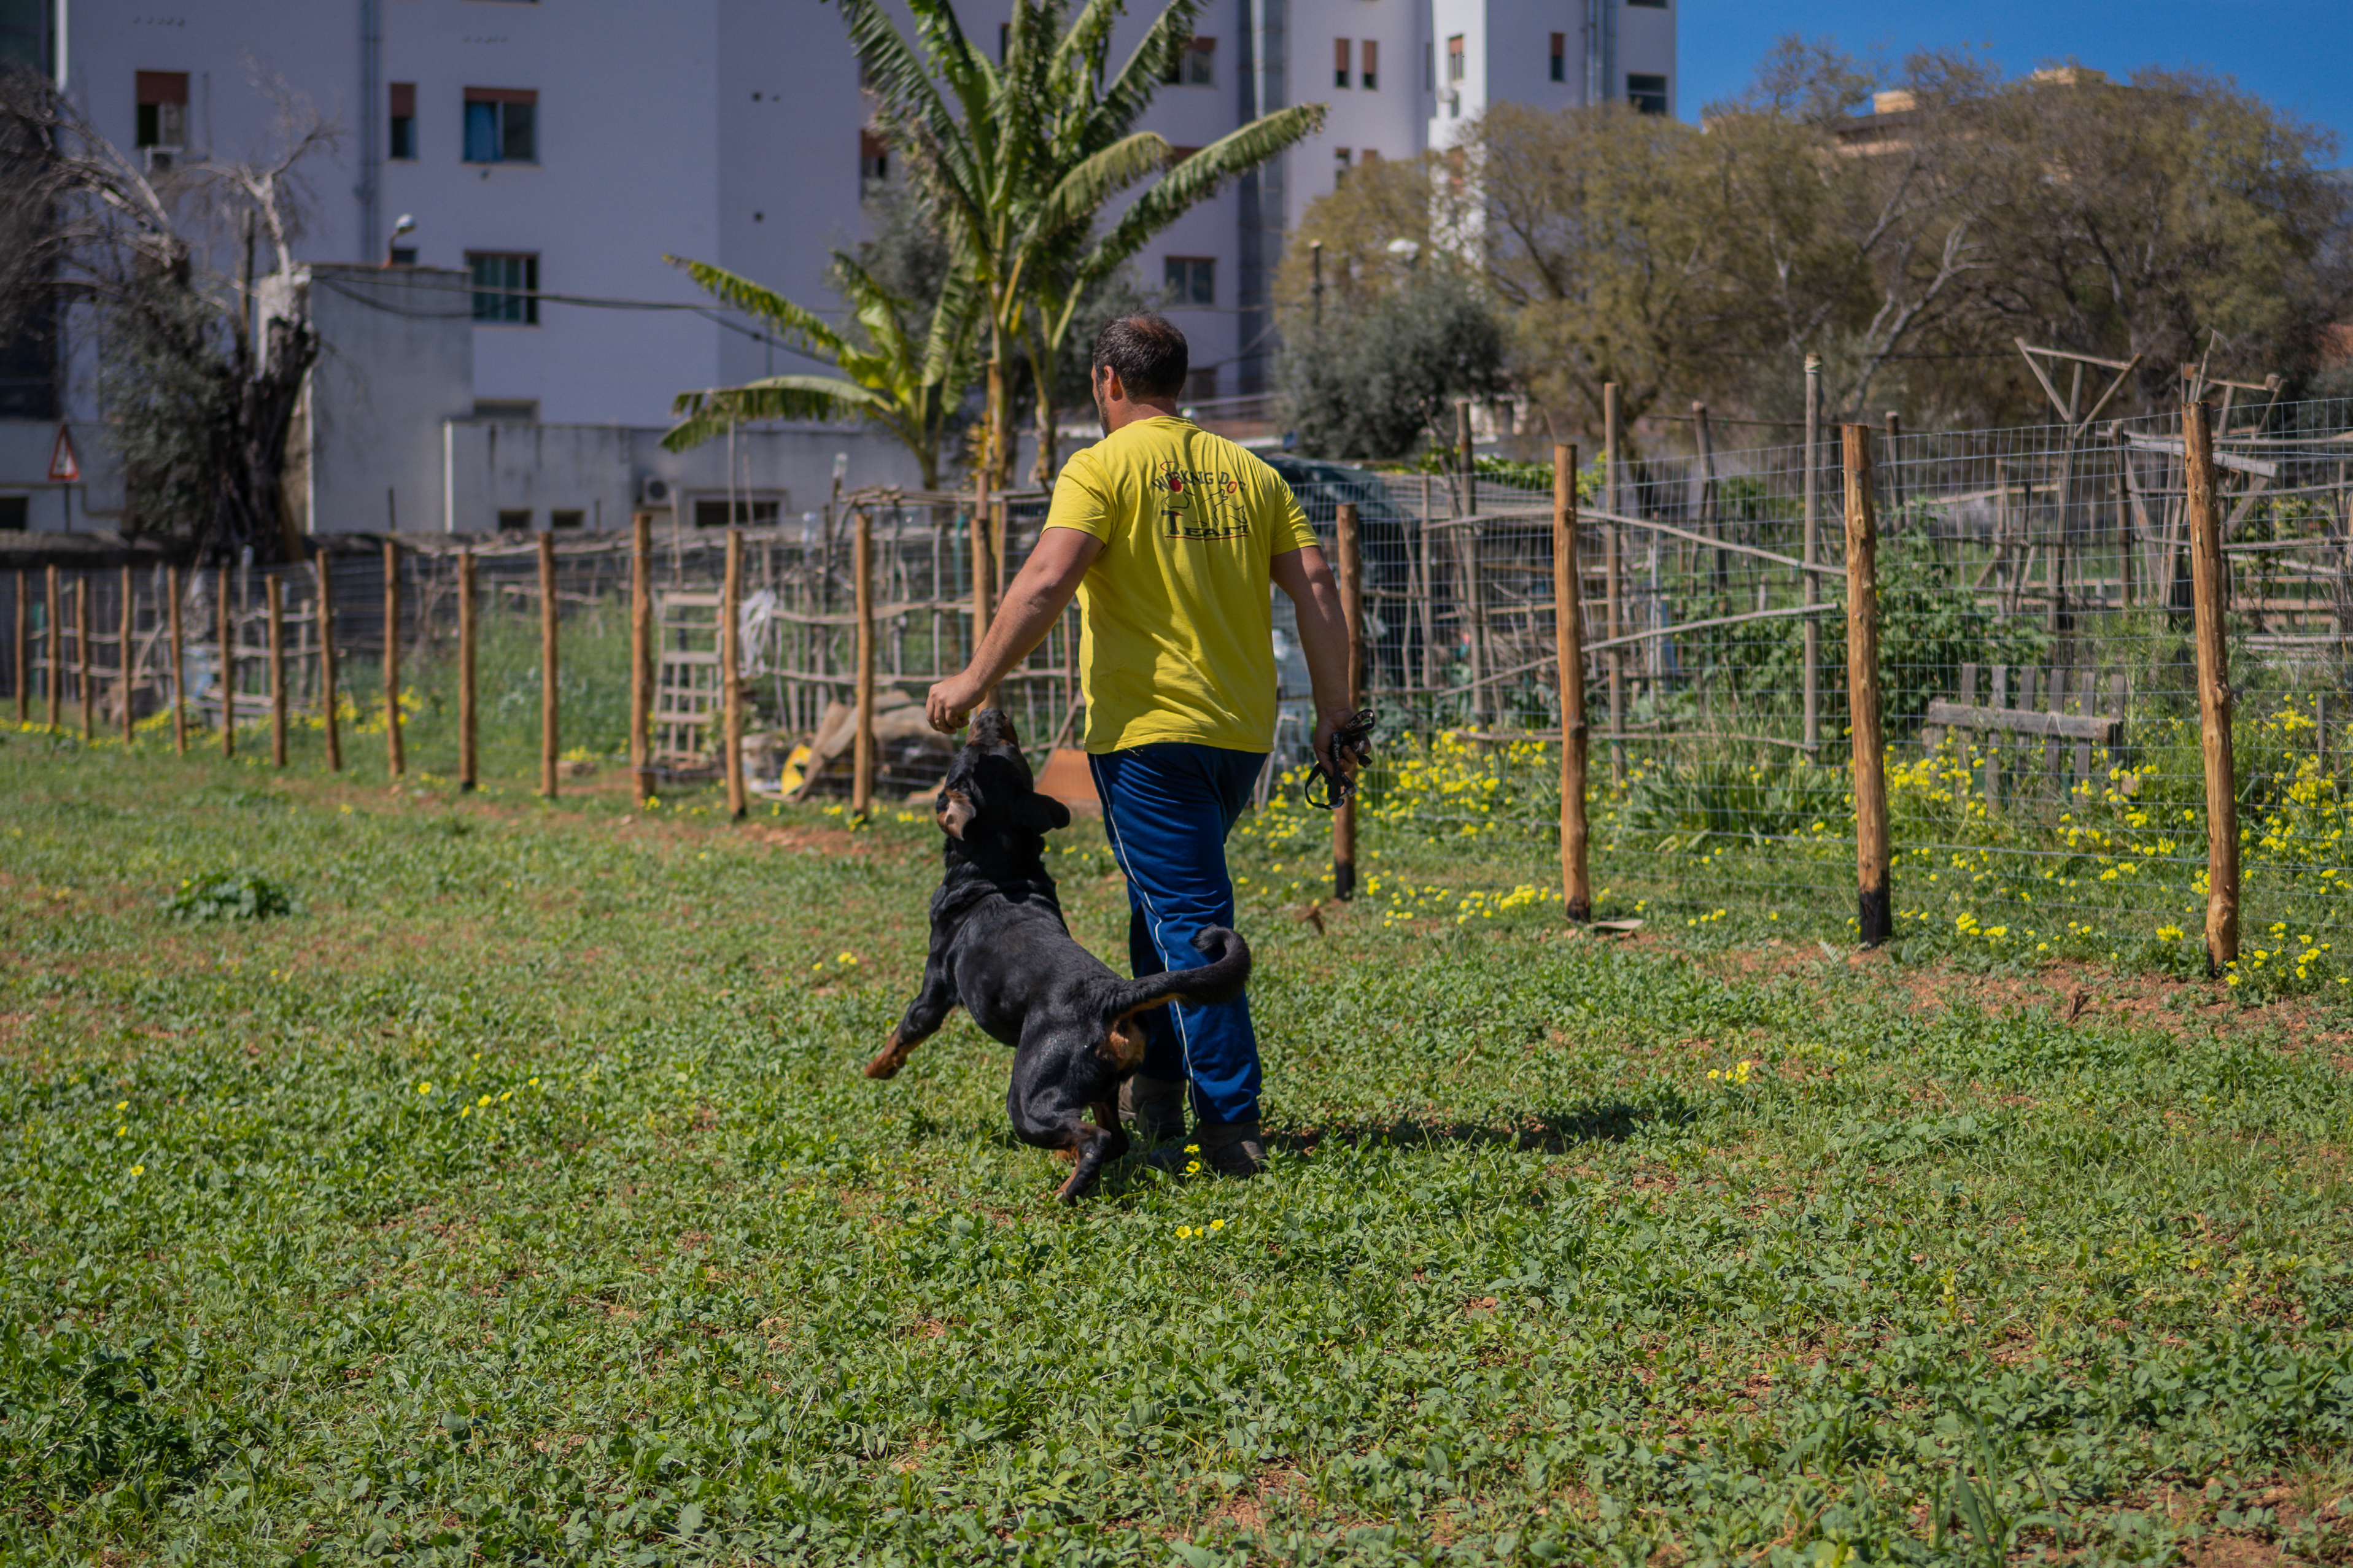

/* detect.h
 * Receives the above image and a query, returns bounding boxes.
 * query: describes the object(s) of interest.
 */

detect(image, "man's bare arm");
[1270,544,1357,779]
[926,526,1105,734]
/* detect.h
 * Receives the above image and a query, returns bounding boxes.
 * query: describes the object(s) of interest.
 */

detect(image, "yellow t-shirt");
[1046,416,1318,754]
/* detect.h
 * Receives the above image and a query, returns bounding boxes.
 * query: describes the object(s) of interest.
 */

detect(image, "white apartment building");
[0,0,1672,535]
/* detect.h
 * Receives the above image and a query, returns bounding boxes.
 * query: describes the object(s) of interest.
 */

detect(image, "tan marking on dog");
[936,789,976,840]
[1096,998,1173,1073]
[864,1029,913,1080]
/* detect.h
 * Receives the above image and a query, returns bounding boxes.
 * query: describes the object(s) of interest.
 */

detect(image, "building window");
[1360,39,1378,90]
[860,129,890,198]
[1162,36,1214,85]
[1548,34,1565,83]
[134,71,187,149]
[1626,0,1668,7]
[1627,73,1669,115]
[694,499,781,528]
[1333,37,1350,89]
[473,399,538,422]
[497,509,533,531]
[1423,41,1433,91]
[1445,34,1463,117]
[468,253,539,324]
[388,247,418,265]
[1163,256,1214,306]
[389,82,416,160]
[998,22,1009,63]
[549,509,586,530]
[1333,147,1351,187]
[463,88,537,164]
[1165,144,1201,168]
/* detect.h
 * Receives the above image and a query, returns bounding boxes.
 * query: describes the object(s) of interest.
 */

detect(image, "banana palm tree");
[659,250,980,493]
[842,0,1324,488]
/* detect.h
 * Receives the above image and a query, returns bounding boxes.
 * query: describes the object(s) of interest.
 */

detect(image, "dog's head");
[934,709,1071,844]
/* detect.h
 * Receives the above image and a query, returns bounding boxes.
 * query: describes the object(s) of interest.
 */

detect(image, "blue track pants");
[1088,744,1266,1127]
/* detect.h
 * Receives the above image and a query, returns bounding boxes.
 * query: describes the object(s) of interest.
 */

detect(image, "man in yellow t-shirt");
[926,314,1356,1176]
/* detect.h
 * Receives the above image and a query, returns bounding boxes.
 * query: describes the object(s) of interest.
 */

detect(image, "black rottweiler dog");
[864,710,1250,1201]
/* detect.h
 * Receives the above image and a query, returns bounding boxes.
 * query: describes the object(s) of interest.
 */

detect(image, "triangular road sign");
[46,424,79,484]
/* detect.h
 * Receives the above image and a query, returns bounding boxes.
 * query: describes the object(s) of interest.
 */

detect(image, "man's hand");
[927,671,988,735]
[1312,709,1359,786]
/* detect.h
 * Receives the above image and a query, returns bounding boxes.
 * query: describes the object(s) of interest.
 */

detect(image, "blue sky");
[1677,0,2353,158]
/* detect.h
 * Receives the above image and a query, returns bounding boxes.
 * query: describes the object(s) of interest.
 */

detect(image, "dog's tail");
[1110,927,1252,1017]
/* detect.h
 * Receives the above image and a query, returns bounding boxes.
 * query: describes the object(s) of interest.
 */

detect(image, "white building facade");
[0,0,1672,535]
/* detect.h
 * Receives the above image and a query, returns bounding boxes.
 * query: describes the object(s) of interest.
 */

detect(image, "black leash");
[1304,709,1378,810]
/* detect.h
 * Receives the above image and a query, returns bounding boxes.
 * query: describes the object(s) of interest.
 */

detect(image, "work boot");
[1118,1073,1187,1149]
[1150,1119,1265,1178]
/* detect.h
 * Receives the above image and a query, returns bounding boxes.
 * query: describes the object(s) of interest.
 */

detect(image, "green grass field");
[2,732,2351,1566]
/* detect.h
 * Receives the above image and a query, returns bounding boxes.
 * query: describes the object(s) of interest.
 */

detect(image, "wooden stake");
[969,480,992,697]
[457,549,477,790]
[630,511,653,803]
[267,573,287,767]
[166,567,185,754]
[1333,501,1363,900]
[1553,445,1590,922]
[1844,425,1891,949]
[76,577,93,742]
[2184,400,2239,975]
[118,566,134,744]
[217,568,235,756]
[538,530,559,798]
[382,541,404,777]
[45,565,61,728]
[11,568,24,724]
[1603,382,1624,784]
[723,526,748,819]
[314,553,338,771]
[1802,355,1822,752]
[853,507,877,819]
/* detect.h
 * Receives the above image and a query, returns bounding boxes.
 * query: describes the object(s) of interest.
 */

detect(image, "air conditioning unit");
[638,476,673,506]
[144,146,182,174]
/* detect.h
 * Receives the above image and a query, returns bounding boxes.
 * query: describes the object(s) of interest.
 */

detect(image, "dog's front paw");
[863,1032,911,1080]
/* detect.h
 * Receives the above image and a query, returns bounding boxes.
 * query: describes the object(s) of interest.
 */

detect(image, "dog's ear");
[1016,793,1071,835]
[936,786,978,840]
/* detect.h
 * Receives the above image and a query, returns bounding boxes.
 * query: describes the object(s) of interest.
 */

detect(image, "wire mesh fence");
[6,394,2349,981]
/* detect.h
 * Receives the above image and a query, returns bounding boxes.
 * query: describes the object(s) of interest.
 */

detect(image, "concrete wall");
[297,264,474,535]
[440,420,944,538]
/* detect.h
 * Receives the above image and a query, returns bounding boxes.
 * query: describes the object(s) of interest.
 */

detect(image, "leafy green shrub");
[163,870,297,922]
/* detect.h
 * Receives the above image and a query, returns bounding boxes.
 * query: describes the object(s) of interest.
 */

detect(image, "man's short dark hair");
[1091,314,1188,400]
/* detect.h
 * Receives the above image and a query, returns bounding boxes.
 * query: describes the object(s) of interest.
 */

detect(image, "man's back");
[1047,415,1316,754]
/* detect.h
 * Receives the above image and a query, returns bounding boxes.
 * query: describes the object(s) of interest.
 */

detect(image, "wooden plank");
[1924,700,2120,743]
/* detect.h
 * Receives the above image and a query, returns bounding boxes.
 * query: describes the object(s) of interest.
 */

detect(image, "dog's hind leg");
[866,945,958,1081]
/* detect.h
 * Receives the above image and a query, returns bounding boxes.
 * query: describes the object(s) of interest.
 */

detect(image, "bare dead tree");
[0,61,338,561]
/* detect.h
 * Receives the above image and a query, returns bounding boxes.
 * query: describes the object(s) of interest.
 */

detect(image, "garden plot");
[1,741,2349,1566]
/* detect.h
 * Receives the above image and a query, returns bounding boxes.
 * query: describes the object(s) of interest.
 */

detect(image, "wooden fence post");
[1333,501,1363,900]
[630,511,654,803]
[970,479,993,703]
[167,567,185,754]
[382,541,404,778]
[267,573,287,767]
[11,568,24,724]
[116,567,134,744]
[723,526,748,819]
[1803,356,1822,753]
[2184,399,2239,975]
[76,577,93,742]
[457,548,476,790]
[538,530,559,798]
[1553,445,1591,922]
[1844,425,1891,948]
[45,565,61,728]
[853,506,876,820]
[314,553,338,771]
